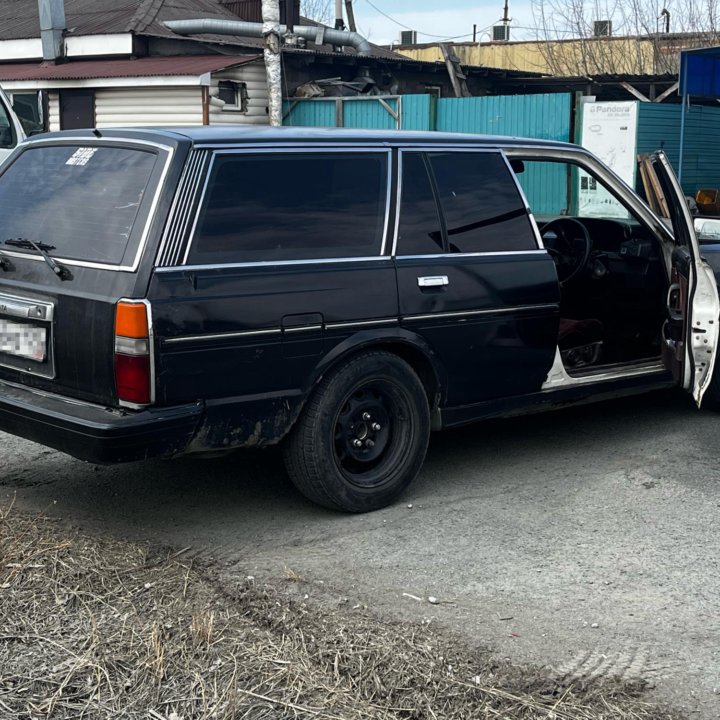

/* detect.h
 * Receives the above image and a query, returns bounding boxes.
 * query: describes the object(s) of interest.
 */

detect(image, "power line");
[363,0,496,40]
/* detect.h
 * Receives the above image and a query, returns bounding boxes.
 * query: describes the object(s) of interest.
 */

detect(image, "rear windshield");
[0,144,158,265]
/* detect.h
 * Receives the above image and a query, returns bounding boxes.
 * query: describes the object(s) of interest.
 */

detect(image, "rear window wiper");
[4,238,72,281]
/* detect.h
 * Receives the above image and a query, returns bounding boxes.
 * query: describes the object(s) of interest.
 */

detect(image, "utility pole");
[262,0,282,127]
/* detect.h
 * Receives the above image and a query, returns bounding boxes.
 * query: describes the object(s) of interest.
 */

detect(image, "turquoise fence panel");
[637,103,720,197]
[435,93,572,214]
[343,98,398,129]
[400,94,434,130]
[283,99,336,127]
[435,93,571,141]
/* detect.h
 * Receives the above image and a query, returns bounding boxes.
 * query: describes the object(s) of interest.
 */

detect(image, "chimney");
[38,0,66,62]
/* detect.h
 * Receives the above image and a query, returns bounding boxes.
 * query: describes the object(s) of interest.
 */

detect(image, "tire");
[283,351,431,512]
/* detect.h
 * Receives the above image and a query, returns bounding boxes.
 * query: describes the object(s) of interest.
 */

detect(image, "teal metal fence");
[283,92,572,141]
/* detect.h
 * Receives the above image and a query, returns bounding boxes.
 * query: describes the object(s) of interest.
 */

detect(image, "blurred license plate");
[0,319,46,361]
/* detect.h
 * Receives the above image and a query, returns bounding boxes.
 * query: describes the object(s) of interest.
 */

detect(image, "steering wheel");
[540,218,592,285]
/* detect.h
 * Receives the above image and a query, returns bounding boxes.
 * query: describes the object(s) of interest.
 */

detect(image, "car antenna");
[93,128,102,138]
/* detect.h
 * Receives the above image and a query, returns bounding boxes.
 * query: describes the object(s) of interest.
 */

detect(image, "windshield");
[0,144,157,265]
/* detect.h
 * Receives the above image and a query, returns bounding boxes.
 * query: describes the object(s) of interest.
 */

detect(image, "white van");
[0,87,25,164]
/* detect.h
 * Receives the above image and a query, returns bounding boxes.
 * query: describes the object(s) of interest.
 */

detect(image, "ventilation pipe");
[164,18,373,56]
[37,0,66,63]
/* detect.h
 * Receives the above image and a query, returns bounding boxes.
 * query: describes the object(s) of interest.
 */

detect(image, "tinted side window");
[188,152,388,264]
[396,153,444,255]
[428,152,536,253]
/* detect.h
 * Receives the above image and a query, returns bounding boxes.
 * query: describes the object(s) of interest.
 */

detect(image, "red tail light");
[114,300,152,407]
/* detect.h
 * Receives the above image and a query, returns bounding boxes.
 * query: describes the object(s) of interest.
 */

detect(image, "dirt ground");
[2,389,719,718]
[1,506,679,719]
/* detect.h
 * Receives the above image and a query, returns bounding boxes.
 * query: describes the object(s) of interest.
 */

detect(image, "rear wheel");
[283,351,431,512]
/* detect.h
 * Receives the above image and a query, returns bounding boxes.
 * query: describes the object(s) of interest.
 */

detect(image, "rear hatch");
[0,136,175,407]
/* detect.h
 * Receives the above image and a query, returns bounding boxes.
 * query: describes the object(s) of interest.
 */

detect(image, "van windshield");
[0,144,158,266]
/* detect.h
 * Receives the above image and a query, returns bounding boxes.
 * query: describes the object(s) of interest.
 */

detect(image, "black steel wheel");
[283,351,431,512]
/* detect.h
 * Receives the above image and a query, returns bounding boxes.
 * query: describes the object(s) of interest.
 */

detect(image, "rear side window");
[187,152,388,264]
[427,152,535,253]
[0,144,158,265]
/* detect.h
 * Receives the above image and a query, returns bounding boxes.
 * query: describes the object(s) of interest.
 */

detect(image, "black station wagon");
[0,127,717,512]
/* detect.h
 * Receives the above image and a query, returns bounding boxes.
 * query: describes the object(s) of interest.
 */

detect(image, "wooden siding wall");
[209,61,268,125]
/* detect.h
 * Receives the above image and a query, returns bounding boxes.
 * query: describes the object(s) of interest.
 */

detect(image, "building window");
[424,85,442,98]
[217,81,249,112]
[11,92,46,134]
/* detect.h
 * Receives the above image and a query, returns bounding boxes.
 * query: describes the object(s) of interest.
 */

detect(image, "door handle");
[417,275,449,288]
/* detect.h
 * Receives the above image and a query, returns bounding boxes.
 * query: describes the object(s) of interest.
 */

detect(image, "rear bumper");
[0,379,203,463]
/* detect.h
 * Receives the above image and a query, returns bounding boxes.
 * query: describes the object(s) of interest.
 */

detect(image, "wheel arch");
[301,329,445,428]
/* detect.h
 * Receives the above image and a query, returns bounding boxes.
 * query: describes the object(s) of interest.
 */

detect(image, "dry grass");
[0,501,680,720]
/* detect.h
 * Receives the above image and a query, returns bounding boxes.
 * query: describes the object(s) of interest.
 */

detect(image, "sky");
[348,0,536,46]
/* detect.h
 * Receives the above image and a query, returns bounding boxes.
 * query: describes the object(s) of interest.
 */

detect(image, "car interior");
[512,158,670,375]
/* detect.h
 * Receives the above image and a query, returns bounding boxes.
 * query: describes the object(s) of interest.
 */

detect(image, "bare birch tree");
[301,0,334,24]
[530,0,720,75]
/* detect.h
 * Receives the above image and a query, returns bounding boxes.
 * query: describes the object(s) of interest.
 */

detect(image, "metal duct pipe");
[164,18,372,56]
[37,0,66,62]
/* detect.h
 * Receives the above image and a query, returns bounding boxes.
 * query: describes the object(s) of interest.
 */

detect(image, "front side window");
[427,152,536,253]
[188,152,388,264]
[0,144,158,265]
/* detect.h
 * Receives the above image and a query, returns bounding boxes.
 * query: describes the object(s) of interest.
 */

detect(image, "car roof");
[26,125,579,151]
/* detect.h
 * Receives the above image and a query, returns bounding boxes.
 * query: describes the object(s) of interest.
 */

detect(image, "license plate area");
[0,293,55,378]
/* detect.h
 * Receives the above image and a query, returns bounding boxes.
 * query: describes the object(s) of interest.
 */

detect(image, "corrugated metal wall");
[435,93,571,141]
[95,87,203,127]
[210,61,268,126]
[283,97,400,129]
[283,93,571,140]
[637,103,720,197]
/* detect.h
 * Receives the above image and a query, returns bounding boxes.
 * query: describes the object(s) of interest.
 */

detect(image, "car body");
[0,87,25,165]
[0,127,716,512]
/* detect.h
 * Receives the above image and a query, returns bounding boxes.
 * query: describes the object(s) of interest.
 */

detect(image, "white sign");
[579,101,638,217]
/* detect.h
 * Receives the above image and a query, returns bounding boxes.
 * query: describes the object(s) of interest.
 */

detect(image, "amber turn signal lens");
[115,301,149,339]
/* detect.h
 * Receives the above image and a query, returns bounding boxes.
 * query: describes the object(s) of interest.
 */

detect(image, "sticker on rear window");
[66,147,97,166]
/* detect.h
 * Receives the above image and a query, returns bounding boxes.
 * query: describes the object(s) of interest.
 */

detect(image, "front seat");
[558,318,603,369]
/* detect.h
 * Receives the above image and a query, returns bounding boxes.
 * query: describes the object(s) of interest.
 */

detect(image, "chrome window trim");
[393,147,536,258]
[402,303,558,323]
[2,136,175,273]
[501,146,675,246]
[181,147,392,266]
[500,151,545,250]
[154,255,393,273]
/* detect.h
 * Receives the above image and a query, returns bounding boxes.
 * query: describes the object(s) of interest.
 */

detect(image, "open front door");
[649,151,719,405]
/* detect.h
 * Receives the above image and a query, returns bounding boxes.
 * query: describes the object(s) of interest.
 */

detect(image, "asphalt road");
[2,388,719,717]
